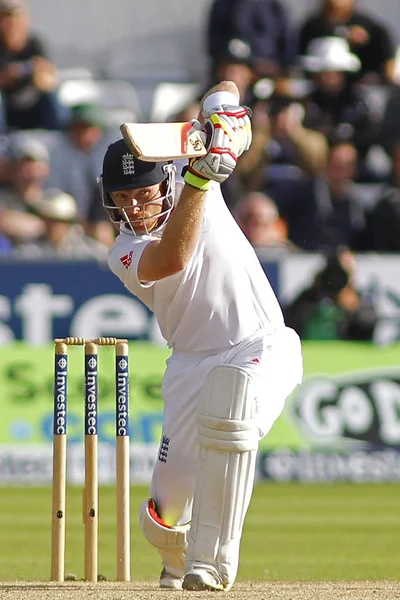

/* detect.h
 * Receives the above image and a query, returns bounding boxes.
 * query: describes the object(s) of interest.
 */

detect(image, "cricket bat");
[120,122,207,162]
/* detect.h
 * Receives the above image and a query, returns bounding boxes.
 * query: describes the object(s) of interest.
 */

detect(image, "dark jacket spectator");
[362,142,400,252]
[299,0,396,84]
[380,83,400,157]
[0,0,67,130]
[271,141,368,252]
[207,0,297,81]
[237,94,328,195]
[363,187,400,252]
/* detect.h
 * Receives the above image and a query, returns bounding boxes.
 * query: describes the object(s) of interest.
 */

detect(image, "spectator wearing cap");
[12,187,109,259]
[299,0,396,84]
[0,135,50,244]
[0,0,67,130]
[45,103,116,247]
[300,37,378,162]
[206,0,298,101]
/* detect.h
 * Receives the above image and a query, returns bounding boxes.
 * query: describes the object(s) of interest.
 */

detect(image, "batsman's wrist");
[183,170,212,190]
[203,91,239,111]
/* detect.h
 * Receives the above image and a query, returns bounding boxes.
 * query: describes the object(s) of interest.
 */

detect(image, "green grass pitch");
[0,483,399,582]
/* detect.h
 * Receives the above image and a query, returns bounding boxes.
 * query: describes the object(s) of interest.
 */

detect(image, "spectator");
[300,37,378,160]
[207,0,297,97]
[380,83,400,157]
[237,93,328,198]
[45,103,116,246]
[0,135,49,244]
[233,191,297,252]
[284,247,377,341]
[0,231,12,253]
[0,205,43,241]
[299,0,396,84]
[362,141,400,252]
[0,0,67,131]
[272,140,368,251]
[13,188,109,260]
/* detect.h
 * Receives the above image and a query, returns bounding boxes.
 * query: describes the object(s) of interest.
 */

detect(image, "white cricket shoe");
[160,567,184,590]
[182,567,224,591]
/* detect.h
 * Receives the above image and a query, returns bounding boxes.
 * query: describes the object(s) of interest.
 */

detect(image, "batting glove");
[183,105,252,190]
[205,104,252,158]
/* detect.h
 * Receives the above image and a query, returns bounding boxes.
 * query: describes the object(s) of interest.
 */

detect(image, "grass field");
[0,483,399,583]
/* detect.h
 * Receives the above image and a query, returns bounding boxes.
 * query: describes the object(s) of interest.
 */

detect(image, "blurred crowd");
[197,0,400,256]
[0,0,399,341]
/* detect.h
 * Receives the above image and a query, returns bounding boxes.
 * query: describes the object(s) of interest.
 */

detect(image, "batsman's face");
[111,183,163,233]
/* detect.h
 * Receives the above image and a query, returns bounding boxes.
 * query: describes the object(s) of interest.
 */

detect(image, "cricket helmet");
[99,138,176,235]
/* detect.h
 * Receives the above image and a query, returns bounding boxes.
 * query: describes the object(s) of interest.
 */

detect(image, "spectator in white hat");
[301,36,361,74]
[300,36,378,164]
[13,188,109,259]
[298,0,396,84]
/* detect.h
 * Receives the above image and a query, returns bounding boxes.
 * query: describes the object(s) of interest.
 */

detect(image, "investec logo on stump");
[54,356,67,435]
[117,357,129,436]
[85,356,98,435]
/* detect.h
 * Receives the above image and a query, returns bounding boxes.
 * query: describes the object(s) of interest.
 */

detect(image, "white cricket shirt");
[108,174,284,353]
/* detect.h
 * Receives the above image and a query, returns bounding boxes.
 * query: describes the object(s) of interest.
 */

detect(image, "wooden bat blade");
[120,122,207,162]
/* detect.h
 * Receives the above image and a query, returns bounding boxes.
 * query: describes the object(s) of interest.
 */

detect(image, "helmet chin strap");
[120,210,163,236]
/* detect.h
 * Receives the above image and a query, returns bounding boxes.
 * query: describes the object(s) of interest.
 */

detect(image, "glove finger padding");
[204,104,252,157]
[186,104,252,185]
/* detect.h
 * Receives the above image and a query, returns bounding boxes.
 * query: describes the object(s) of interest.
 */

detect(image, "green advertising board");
[1,341,400,452]
[0,342,168,446]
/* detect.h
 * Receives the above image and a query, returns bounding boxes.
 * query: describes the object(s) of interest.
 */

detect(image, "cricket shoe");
[182,567,225,591]
[159,567,184,590]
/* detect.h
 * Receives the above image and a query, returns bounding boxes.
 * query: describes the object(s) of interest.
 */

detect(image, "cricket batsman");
[99,80,303,591]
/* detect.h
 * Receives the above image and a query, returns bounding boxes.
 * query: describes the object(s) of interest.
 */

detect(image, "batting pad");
[186,365,259,587]
[140,498,189,578]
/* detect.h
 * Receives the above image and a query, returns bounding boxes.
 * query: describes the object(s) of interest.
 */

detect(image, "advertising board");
[1,254,399,345]
[1,341,399,483]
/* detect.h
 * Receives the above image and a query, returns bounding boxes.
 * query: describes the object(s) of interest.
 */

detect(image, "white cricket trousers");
[150,326,303,527]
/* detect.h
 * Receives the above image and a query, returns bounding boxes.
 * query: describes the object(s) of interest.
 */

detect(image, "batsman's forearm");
[158,183,207,270]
